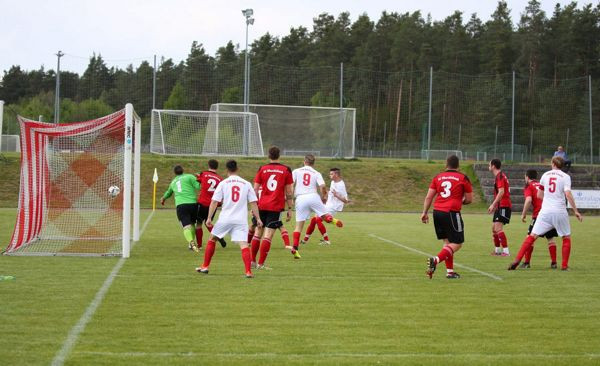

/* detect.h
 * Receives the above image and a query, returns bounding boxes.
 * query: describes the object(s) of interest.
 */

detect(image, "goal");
[421,149,463,161]
[150,109,264,156]
[4,104,141,257]
[211,103,356,158]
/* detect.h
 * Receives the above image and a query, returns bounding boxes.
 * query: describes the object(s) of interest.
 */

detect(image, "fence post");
[339,62,344,158]
[427,66,433,160]
[494,125,498,157]
[511,71,515,161]
[589,75,593,165]
[566,128,570,153]
[152,55,157,110]
[54,50,64,123]
[458,123,462,151]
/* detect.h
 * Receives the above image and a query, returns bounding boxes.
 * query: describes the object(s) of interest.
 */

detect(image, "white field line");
[76,351,600,359]
[369,234,503,281]
[51,211,155,366]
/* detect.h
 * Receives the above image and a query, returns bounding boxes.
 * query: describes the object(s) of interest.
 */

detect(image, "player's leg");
[560,235,571,270]
[250,217,263,265]
[257,226,277,268]
[178,204,198,251]
[206,208,227,248]
[292,221,305,258]
[497,208,511,255]
[547,236,558,269]
[292,196,311,258]
[195,204,207,249]
[509,214,550,269]
[302,216,318,243]
[491,216,502,255]
[315,216,330,244]
[428,211,464,279]
[552,213,572,270]
[279,226,291,249]
[232,225,253,278]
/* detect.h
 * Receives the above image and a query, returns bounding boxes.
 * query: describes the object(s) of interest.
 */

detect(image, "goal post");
[150,109,264,157]
[211,103,356,158]
[4,104,141,257]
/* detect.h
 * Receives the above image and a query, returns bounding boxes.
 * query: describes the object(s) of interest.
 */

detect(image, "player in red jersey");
[421,155,473,279]
[247,186,292,249]
[195,159,226,249]
[520,169,557,268]
[488,159,512,256]
[250,146,294,269]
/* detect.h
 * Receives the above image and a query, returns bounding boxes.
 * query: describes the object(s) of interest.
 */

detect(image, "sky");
[0,0,584,75]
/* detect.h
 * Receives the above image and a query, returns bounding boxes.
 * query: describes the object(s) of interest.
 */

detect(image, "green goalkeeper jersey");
[162,174,200,206]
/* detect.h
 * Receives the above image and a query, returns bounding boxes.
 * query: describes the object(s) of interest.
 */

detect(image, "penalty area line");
[369,234,503,281]
[51,211,156,366]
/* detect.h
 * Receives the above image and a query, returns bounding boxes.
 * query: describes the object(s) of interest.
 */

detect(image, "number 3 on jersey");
[440,181,452,198]
[231,186,240,202]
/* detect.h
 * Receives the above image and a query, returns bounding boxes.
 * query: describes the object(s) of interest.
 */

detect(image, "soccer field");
[1,208,599,365]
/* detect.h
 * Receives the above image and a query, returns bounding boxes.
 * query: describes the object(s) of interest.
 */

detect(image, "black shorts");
[528,218,558,239]
[433,210,465,244]
[196,203,216,224]
[493,207,511,224]
[176,203,198,227]
[252,210,283,229]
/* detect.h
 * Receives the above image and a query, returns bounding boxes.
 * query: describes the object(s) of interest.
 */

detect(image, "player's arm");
[521,196,532,222]
[488,187,504,213]
[421,188,437,224]
[463,192,473,205]
[161,186,173,205]
[332,188,349,204]
[319,184,327,203]
[285,183,294,221]
[564,190,583,222]
[253,182,261,197]
[249,201,263,227]
[206,199,219,227]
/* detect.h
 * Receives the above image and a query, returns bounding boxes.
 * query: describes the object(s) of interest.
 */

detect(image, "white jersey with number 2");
[539,169,571,214]
[292,166,325,197]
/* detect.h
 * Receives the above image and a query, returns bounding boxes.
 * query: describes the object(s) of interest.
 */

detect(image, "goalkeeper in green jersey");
[161,165,201,251]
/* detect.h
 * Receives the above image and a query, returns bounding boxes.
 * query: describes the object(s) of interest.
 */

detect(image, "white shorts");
[531,212,571,237]
[210,221,248,242]
[295,194,328,222]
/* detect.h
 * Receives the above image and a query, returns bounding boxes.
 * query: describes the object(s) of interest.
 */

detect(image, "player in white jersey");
[302,167,349,245]
[509,157,582,271]
[290,155,343,258]
[196,160,262,278]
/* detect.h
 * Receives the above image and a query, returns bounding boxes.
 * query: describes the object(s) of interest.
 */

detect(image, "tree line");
[1,1,599,156]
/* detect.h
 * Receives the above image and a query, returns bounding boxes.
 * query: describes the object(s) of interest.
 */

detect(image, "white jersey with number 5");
[539,169,571,214]
[292,166,325,197]
[211,176,257,224]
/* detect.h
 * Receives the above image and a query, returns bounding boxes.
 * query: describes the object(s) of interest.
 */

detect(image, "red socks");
[316,217,327,236]
[515,235,536,263]
[280,228,290,246]
[549,243,557,263]
[250,235,261,262]
[195,227,203,248]
[293,231,301,250]
[258,238,272,265]
[241,247,252,274]
[524,244,534,263]
[436,246,453,264]
[498,231,508,248]
[202,240,216,268]
[493,233,500,248]
[562,237,571,269]
[247,228,255,243]
[322,214,333,223]
[305,217,317,239]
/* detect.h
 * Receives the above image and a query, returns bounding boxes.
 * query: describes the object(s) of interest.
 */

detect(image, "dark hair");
[174,165,184,175]
[226,160,238,172]
[552,156,564,169]
[268,146,281,160]
[446,155,459,169]
[526,169,537,180]
[208,159,218,169]
[490,159,501,169]
[304,154,316,165]
[330,167,341,173]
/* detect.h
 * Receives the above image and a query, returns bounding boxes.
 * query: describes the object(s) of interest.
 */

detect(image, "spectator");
[553,146,572,172]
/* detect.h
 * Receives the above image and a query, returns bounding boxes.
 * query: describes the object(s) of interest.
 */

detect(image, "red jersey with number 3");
[494,171,512,208]
[523,179,542,218]
[254,163,293,211]
[429,170,473,212]
[196,171,223,206]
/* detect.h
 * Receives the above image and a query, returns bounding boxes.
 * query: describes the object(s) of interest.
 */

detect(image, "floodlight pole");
[511,71,515,161]
[152,55,157,110]
[589,75,593,165]
[54,50,64,123]
[427,66,432,161]
[242,9,254,155]
[0,100,4,153]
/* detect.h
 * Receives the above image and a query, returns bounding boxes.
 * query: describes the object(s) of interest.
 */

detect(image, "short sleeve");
[563,175,572,192]
[196,172,202,182]
[212,183,224,202]
[523,185,532,198]
[496,175,505,189]
[285,169,294,185]
[253,168,262,184]
[247,182,258,202]
[463,178,473,193]
[429,177,437,190]
[338,181,348,198]
[316,173,325,186]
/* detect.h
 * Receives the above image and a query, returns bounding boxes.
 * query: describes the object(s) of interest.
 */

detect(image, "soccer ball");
[108,185,121,197]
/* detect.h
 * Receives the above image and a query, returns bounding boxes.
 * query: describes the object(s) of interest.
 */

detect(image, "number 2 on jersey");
[440,181,452,198]
[207,178,217,192]
[231,186,240,202]
[302,173,311,186]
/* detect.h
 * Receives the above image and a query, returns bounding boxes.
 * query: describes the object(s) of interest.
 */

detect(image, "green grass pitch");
[1,208,599,365]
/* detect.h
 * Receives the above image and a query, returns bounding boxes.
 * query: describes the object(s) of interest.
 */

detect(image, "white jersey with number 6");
[211,176,257,224]
[539,169,571,214]
[292,166,325,197]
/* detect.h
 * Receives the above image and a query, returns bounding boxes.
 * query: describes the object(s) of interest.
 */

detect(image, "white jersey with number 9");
[292,166,325,197]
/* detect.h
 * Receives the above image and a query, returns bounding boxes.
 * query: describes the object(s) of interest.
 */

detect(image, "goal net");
[211,104,356,158]
[150,109,263,156]
[4,104,141,257]
[421,150,463,161]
